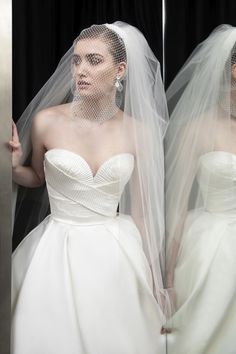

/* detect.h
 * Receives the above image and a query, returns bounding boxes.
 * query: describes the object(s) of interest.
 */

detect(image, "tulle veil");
[13,21,170,320]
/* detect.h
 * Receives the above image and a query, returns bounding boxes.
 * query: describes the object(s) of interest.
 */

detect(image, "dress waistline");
[51,212,118,226]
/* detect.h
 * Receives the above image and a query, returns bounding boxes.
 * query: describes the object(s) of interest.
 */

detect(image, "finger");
[12,121,18,129]
[12,123,20,143]
[160,326,172,334]
[12,121,16,133]
[9,140,21,148]
[8,142,13,151]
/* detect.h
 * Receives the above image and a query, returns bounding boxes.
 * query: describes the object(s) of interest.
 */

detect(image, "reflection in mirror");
[11,20,168,353]
[164,25,236,353]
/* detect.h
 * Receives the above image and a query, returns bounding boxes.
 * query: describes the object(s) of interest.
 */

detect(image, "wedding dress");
[11,148,165,354]
[168,151,236,354]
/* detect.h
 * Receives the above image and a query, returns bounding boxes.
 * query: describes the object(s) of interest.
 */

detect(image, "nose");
[74,61,88,77]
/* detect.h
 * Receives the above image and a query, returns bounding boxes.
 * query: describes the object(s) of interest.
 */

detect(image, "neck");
[82,94,117,117]
[71,92,119,122]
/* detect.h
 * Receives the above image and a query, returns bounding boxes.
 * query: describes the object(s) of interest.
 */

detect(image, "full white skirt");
[11,214,164,354]
[167,210,236,354]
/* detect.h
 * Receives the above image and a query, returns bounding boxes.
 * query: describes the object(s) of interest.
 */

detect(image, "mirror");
[164,2,236,353]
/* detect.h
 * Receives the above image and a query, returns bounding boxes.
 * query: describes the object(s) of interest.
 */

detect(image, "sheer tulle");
[165,25,236,352]
[13,22,169,315]
[12,22,169,353]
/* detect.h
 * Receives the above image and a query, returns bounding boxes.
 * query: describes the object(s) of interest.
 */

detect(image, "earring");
[115,76,123,92]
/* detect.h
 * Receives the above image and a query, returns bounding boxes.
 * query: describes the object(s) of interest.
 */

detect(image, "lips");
[77,80,90,86]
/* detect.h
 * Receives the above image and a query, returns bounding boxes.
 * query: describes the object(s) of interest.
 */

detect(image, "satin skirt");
[11,214,164,354]
[167,210,236,354]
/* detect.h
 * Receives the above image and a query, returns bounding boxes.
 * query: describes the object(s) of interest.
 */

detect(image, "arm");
[165,214,187,288]
[129,122,154,245]
[165,122,201,289]
[130,164,147,239]
[129,121,165,275]
[130,158,170,317]
[9,113,47,188]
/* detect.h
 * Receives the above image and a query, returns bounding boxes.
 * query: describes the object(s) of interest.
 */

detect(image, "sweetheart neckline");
[199,150,236,161]
[45,148,135,178]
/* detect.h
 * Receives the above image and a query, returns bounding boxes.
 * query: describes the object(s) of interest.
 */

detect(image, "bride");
[165,25,236,354]
[10,22,169,354]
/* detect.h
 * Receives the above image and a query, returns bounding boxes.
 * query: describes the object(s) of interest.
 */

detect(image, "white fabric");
[166,151,236,354]
[11,149,165,354]
[13,21,169,318]
[164,24,236,350]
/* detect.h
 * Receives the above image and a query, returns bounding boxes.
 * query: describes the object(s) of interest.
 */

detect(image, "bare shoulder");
[33,103,70,122]
[120,113,148,153]
[32,103,71,131]
[124,114,152,136]
[121,112,141,129]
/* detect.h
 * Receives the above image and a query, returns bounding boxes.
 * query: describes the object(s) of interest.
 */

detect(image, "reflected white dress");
[11,149,164,354]
[168,151,236,354]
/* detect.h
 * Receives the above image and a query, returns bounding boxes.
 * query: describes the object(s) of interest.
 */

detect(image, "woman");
[165,25,236,353]
[10,22,169,354]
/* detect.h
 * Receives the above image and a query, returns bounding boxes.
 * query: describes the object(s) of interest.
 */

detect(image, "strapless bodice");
[197,151,236,214]
[44,149,134,223]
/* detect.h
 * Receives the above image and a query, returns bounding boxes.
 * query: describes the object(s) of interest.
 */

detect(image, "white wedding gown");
[168,151,236,354]
[11,148,165,354]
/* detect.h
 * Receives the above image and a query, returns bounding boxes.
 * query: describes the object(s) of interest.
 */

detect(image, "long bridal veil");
[165,24,236,327]
[13,21,170,321]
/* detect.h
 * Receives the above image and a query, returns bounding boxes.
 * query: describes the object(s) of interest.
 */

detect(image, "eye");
[72,55,81,66]
[87,55,103,65]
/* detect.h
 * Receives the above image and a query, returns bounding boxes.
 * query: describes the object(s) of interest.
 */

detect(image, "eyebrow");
[73,53,104,58]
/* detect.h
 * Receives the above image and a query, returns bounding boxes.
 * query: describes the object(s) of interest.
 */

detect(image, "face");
[72,38,126,99]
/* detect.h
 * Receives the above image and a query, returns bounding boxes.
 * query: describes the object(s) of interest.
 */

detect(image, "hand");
[8,121,23,168]
[160,326,172,334]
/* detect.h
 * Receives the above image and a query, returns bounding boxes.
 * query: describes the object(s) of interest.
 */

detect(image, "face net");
[216,42,236,122]
[70,24,127,127]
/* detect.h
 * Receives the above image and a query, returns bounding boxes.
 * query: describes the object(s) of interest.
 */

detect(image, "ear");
[117,62,127,79]
[232,63,236,80]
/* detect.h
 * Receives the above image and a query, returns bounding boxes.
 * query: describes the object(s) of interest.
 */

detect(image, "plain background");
[13,0,163,119]
[165,0,236,86]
